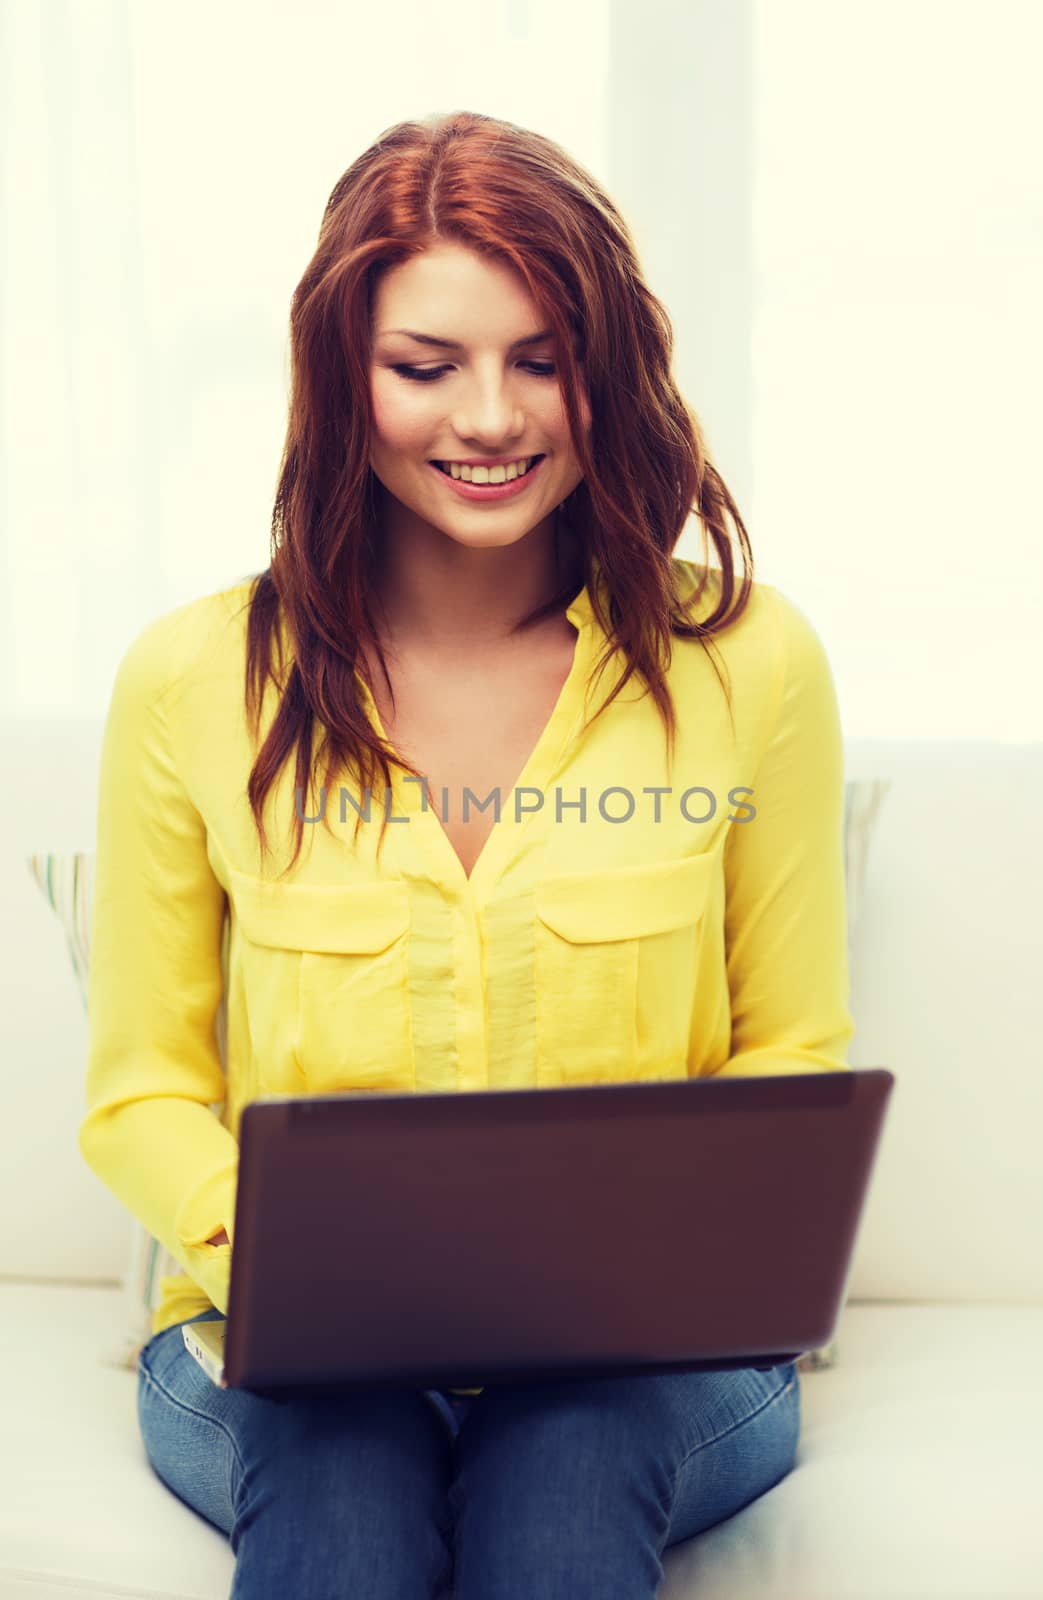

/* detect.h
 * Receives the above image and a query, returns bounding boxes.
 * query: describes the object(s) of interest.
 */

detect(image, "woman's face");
[368,241,591,554]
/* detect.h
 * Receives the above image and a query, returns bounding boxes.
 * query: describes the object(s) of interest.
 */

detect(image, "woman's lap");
[137,1310,456,1596]
[440,1359,800,1590]
[138,1308,800,1599]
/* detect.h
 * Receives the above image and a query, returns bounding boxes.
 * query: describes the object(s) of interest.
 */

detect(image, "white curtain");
[750,0,1042,739]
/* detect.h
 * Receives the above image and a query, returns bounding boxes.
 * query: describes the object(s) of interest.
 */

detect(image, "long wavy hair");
[242,110,754,875]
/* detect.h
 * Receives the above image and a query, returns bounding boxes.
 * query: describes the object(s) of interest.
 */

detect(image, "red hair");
[242,110,754,874]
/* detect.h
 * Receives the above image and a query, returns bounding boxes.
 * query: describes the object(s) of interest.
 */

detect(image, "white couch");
[2,718,1041,1600]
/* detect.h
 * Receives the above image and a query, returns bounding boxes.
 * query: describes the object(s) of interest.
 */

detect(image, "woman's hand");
[205,1228,230,1246]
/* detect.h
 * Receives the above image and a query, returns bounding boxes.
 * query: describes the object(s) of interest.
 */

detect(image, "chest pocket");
[229,869,415,1096]
[533,852,717,1087]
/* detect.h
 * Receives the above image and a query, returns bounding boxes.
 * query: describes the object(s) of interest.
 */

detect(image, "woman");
[80,110,852,1598]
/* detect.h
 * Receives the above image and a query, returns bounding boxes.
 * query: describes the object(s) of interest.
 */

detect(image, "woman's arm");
[713,589,854,1077]
[78,611,238,1311]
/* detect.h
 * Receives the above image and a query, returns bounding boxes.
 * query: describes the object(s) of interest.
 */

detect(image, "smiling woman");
[80,108,850,1599]
[228,111,760,885]
[366,241,592,582]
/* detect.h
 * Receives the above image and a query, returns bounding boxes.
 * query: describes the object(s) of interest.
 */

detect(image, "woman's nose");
[451,376,526,439]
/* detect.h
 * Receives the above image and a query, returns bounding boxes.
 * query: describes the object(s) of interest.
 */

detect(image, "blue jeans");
[137,1307,801,1598]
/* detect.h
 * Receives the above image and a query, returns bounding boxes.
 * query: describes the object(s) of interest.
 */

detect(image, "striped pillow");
[28,775,890,1373]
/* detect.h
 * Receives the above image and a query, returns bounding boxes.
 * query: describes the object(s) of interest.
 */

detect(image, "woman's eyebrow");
[377,328,554,350]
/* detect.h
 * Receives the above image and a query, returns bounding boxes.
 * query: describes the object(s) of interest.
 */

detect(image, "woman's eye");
[390,364,449,383]
[390,362,557,384]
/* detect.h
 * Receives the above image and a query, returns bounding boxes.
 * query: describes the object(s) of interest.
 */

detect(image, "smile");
[432,456,542,483]
[426,454,547,502]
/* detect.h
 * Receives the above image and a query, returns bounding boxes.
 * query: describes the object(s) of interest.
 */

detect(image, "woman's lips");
[426,455,546,502]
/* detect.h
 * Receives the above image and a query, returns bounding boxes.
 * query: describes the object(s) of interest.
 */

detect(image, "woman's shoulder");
[666,558,840,723]
[669,555,782,646]
[109,573,261,710]
[670,556,823,651]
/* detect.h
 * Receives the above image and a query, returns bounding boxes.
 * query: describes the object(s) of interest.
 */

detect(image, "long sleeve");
[78,616,238,1313]
[712,590,854,1078]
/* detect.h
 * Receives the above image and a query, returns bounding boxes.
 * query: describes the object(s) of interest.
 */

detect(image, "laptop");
[183,1069,894,1398]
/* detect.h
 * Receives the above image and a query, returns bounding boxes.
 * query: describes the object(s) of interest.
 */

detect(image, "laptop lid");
[221,1068,894,1396]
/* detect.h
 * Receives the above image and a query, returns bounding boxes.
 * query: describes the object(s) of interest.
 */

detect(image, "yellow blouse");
[78,556,853,1389]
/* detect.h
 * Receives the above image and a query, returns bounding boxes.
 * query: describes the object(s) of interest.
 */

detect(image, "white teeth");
[437,457,535,484]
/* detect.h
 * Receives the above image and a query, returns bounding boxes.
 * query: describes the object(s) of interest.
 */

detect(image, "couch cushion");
[2,1282,1040,1600]
[843,739,1043,1306]
[0,1283,231,1600]
[663,1297,1043,1598]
